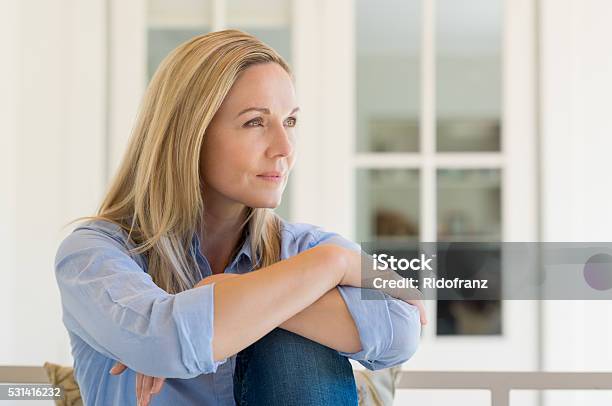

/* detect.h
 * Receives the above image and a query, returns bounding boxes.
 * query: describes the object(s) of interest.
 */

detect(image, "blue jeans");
[233,328,358,405]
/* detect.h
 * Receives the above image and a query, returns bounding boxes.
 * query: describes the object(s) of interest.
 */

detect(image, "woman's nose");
[268,123,294,158]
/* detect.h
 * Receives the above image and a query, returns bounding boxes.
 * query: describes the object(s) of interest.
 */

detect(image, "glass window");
[437,169,502,335]
[437,169,501,241]
[355,0,421,153]
[356,169,420,243]
[436,0,502,152]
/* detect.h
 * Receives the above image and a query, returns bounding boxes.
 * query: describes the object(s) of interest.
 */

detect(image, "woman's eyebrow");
[236,106,300,117]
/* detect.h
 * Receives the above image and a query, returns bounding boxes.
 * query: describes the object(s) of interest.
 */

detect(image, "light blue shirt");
[54,218,420,405]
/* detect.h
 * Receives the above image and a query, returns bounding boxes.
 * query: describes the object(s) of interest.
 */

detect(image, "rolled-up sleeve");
[55,226,224,379]
[309,229,421,370]
[336,287,421,370]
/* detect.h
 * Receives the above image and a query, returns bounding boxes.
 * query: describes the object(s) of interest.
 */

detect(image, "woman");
[54,29,425,406]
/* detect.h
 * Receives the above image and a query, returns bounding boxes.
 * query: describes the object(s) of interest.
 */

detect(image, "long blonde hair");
[78,30,289,293]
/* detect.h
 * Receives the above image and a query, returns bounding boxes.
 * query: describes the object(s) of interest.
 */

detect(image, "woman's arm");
[207,230,425,364]
[205,263,424,367]
[279,287,423,371]
[55,226,357,379]
[279,288,361,353]
[209,244,353,361]
[115,252,421,405]
[111,275,359,406]
[283,227,425,370]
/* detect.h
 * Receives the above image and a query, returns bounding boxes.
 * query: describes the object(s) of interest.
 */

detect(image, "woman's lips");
[256,172,283,183]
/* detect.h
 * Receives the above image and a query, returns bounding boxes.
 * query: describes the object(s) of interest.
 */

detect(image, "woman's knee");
[233,328,358,405]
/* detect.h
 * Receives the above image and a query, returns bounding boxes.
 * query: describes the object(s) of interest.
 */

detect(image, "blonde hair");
[77,29,290,293]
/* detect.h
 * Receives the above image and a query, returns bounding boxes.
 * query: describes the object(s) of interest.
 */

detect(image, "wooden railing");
[397,371,612,406]
[4,366,612,405]
[0,366,48,383]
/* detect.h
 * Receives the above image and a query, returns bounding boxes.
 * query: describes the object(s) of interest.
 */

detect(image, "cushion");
[354,366,401,406]
[42,362,83,406]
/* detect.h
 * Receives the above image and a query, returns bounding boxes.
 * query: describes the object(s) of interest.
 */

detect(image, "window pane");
[437,299,502,335]
[355,0,421,153]
[436,169,502,335]
[356,169,420,243]
[437,169,501,240]
[146,0,212,80]
[436,0,502,152]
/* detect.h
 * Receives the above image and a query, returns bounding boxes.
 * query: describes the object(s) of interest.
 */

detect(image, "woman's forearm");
[210,244,349,361]
[279,288,362,353]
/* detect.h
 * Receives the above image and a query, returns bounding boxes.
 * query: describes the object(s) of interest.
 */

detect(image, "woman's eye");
[244,118,263,127]
[285,117,297,127]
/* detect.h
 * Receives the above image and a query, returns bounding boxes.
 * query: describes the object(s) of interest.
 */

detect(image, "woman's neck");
[199,204,248,275]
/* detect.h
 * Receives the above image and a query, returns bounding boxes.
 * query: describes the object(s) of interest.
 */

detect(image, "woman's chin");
[246,197,282,210]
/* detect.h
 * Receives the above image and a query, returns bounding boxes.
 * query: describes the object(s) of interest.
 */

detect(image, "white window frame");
[290,0,539,373]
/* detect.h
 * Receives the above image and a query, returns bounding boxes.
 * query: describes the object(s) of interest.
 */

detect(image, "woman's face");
[200,62,298,210]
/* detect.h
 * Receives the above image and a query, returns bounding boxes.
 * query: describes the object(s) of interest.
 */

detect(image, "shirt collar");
[191,229,254,270]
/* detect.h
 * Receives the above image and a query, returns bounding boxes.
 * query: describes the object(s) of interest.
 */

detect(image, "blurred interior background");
[1,0,612,404]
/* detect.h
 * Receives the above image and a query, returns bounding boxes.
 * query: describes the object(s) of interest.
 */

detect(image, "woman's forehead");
[222,63,296,113]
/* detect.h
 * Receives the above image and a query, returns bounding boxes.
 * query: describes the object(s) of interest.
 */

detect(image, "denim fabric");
[234,328,358,406]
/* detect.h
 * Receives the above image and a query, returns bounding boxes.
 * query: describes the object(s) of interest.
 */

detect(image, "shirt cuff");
[335,285,393,368]
[173,283,227,375]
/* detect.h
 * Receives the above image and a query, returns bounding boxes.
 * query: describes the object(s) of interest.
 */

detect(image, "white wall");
[0,0,20,364]
[540,0,612,404]
[0,0,107,366]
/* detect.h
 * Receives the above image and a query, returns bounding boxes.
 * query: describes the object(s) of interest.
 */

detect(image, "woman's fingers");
[136,373,143,405]
[402,291,428,325]
[374,285,429,326]
[136,374,165,405]
[109,362,127,375]
[415,301,428,325]
[151,377,166,394]
[140,375,154,406]
[403,299,427,325]
[112,363,163,405]
[362,272,430,326]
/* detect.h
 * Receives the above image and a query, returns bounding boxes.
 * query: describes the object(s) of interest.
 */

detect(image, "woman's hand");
[109,362,164,406]
[108,272,242,405]
[401,294,428,325]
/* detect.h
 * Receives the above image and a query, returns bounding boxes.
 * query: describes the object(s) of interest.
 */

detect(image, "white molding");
[501,0,539,375]
[291,0,322,225]
[0,0,20,364]
[291,0,356,237]
[435,153,505,168]
[212,0,226,31]
[5,0,107,366]
[421,0,438,344]
[148,0,212,28]
[421,0,436,242]
[355,153,423,168]
[318,0,355,238]
[354,153,504,168]
[540,1,612,404]
[108,0,147,182]
[226,0,289,28]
